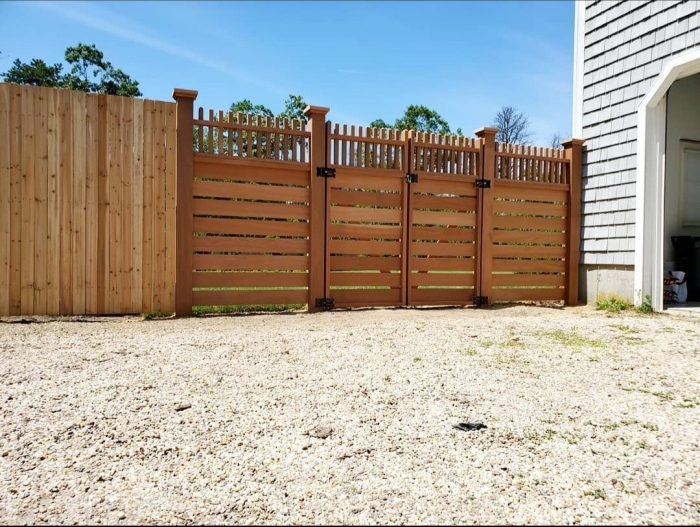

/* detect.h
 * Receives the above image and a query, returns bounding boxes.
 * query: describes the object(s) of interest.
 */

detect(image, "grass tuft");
[596,295,631,313]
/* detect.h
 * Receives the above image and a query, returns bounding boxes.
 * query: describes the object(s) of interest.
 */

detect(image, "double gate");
[321,126,483,309]
[183,104,580,314]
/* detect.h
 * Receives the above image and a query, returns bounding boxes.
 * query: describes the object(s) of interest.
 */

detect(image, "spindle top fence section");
[193,108,310,164]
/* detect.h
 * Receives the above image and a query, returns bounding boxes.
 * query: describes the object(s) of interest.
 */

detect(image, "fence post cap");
[172,88,198,100]
[303,105,330,117]
[474,127,498,137]
[561,138,585,148]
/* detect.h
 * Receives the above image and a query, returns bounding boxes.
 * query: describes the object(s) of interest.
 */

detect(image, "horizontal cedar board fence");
[0,83,176,316]
[0,83,583,316]
[186,103,582,313]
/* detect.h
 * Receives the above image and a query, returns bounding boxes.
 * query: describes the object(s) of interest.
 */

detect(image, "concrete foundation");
[579,265,635,305]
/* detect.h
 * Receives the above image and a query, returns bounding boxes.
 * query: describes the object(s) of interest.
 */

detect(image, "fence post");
[304,105,330,313]
[562,138,584,306]
[474,127,498,308]
[172,88,198,317]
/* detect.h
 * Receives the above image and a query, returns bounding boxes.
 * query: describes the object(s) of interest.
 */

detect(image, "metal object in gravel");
[309,426,333,439]
[453,422,487,432]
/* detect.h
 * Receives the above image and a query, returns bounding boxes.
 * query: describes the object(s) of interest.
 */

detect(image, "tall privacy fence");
[0,83,583,316]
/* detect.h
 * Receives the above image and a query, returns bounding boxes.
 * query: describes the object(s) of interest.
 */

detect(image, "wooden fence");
[178,92,583,314]
[0,83,583,317]
[0,83,177,316]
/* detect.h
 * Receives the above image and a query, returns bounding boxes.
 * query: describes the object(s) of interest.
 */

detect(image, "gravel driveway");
[1,305,700,525]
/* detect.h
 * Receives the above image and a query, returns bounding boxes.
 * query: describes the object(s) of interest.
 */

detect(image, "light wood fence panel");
[0,83,176,316]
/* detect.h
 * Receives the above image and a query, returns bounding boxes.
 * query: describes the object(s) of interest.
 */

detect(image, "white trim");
[572,0,586,138]
[635,49,700,311]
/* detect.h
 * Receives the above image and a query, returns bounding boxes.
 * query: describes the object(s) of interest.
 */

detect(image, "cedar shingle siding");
[581,0,700,265]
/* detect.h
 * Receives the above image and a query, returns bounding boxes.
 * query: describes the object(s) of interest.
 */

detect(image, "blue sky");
[1,0,575,144]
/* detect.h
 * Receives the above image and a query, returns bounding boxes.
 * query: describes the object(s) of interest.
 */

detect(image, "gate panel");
[489,144,571,303]
[407,134,481,306]
[191,157,311,308]
[327,169,405,308]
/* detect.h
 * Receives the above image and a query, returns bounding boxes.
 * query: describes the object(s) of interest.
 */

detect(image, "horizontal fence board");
[492,215,567,231]
[492,273,566,287]
[492,245,567,259]
[193,288,307,307]
[193,118,310,137]
[493,199,567,217]
[410,272,475,287]
[409,177,477,196]
[411,257,475,272]
[332,170,404,192]
[330,272,402,288]
[492,259,567,273]
[410,288,474,305]
[411,241,476,258]
[332,288,402,306]
[194,157,309,186]
[493,182,568,202]
[193,271,308,288]
[331,256,401,272]
[330,223,401,240]
[411,226,476,242]
[492,229,565,245]
[193,180,310,203]
[329,188,402,208]
[193,254,309,271]
[332,206,402,224]
[193,236,309,254]
[491,287,565,302]
[412,194,477,211]
[194,217,308,237]
[193,198,309,220]
[329,239,401,255]
[412,210,477,227]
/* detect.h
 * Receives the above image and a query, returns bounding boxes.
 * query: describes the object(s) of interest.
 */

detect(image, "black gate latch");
[316,167,336,178]
[475,179,491,188]
[406,173,418,184]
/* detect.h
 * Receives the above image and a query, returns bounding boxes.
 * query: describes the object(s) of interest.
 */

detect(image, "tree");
[492,106,533,145]
[549,131,564,149]
[279,94,308,123]
[1,43,141,97]
[2,58,64,88]
[371,105,461,136]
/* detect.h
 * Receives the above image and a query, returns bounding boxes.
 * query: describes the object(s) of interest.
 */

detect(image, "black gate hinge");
[475,179,491,188]
[315,297,335,310]
[406,173,418,184]
[316,167,336,178]
[472,295,489,306]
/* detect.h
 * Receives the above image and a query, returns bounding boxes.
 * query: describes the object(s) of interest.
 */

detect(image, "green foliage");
[371,104,460,135]
[141,312,173,320]
[229,99,273,119]
[279,94,308,123]
[3,58,64,87]
[635,294,653,314]
[192,304,304,315]
[595,296,632,313]
[2,43,141,97]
